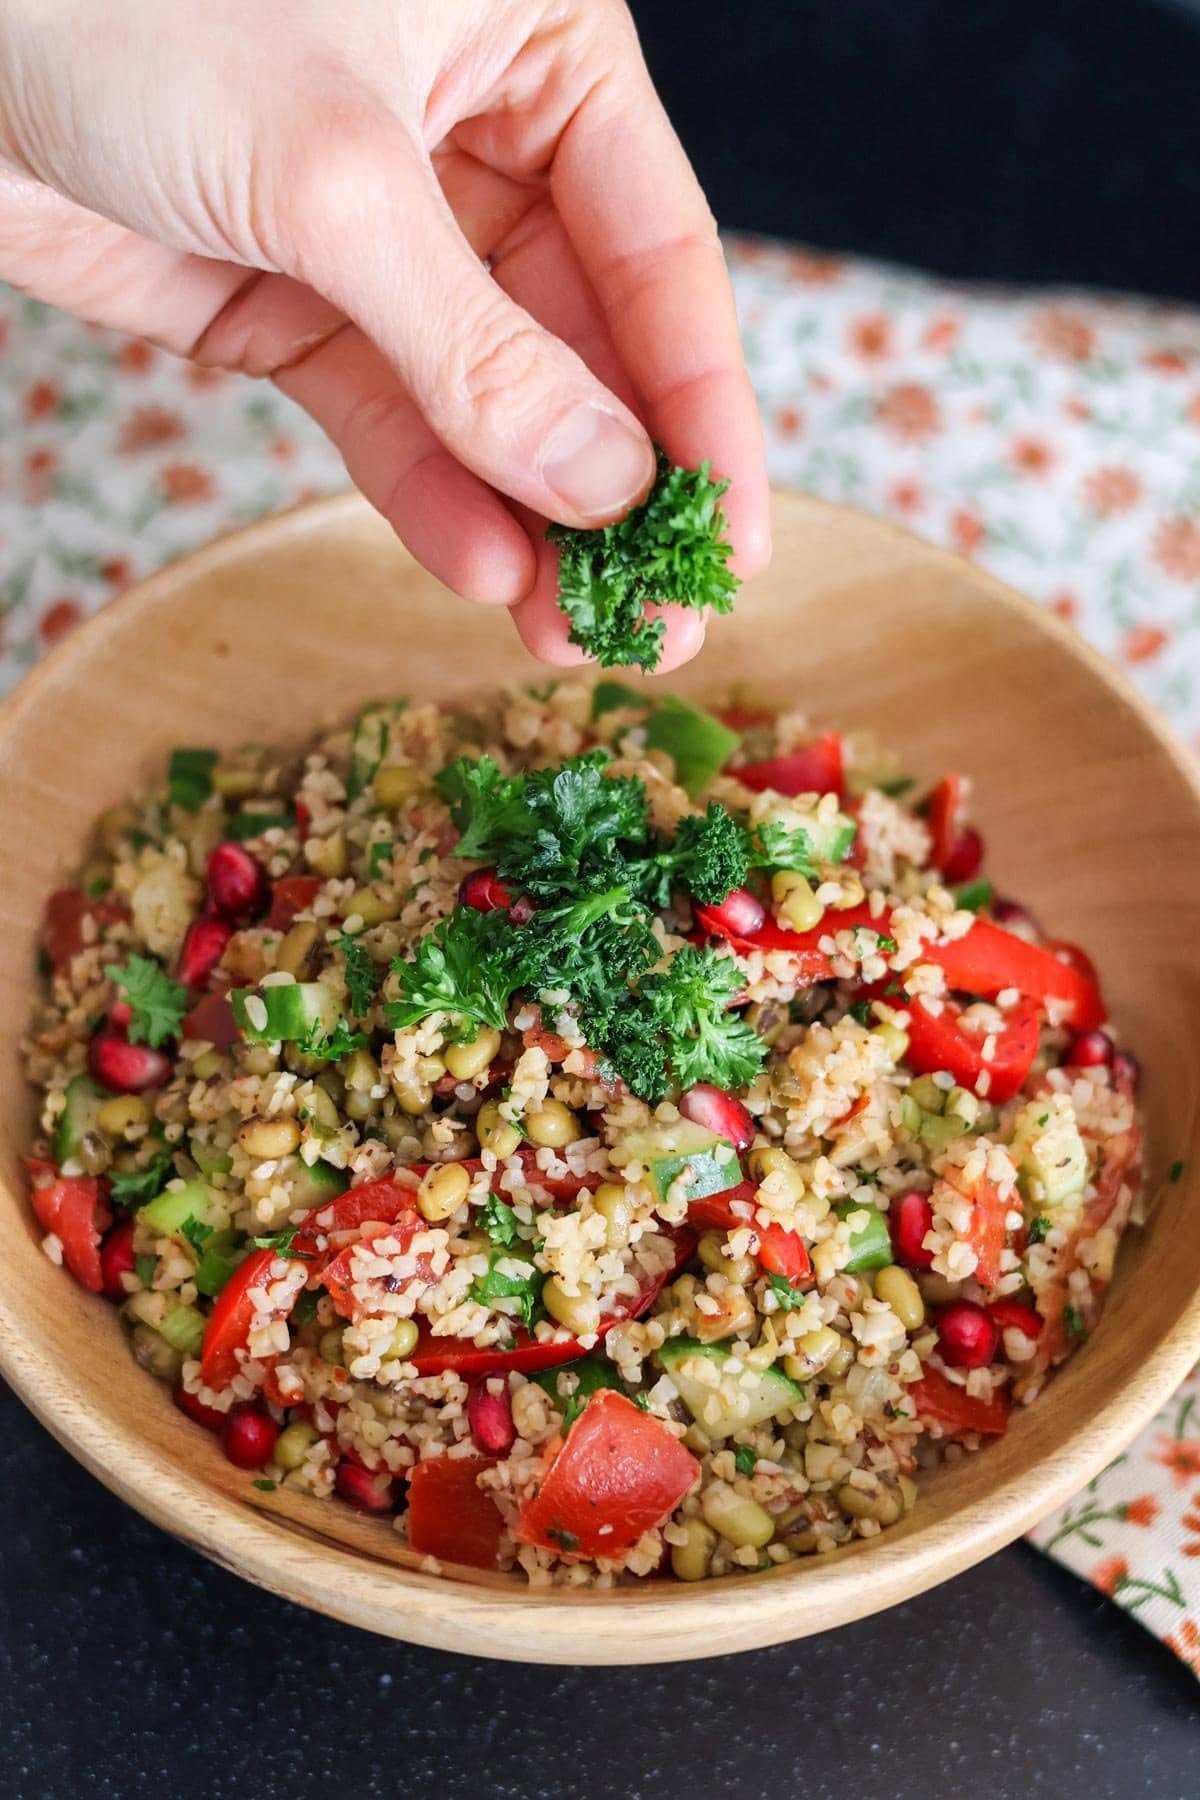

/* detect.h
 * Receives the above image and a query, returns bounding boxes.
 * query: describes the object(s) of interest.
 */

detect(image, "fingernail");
[541,407,654,522]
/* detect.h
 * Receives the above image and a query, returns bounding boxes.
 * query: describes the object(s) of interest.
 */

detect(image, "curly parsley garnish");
[547,452,739,671]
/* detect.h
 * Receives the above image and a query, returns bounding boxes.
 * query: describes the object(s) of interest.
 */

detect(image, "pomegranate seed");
[222,1404,279,1469]
[1065,1029,1114,1069]
[459,867,513,913]
[702,886,765,937]
[679,1083,754,1152]
[99,1218,137,1297]
[206,841,267,922]
[1049,939,1100,988]
[174,1385,226,1433]
[1112,1048,1141,1093]
[109,999,133,1030]
[88,1032,171,1093]
[889,1190,935,1270]
[988,1297,1043,1339]
[334,1459,395,1512]
[936,1301,1000,1369]
[943,826,984,885]
[177,916,232,989]
[468,1380,517,1455]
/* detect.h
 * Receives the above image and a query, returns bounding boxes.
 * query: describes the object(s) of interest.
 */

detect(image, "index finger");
[550,60,771,580]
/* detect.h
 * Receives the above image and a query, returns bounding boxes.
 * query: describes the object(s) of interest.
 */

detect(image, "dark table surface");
[2,1382,1195,1800]
[6,6,1200,1794]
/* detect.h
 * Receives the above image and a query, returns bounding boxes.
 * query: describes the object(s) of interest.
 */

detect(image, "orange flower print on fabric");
[921,314,960,352]
[1011,436,1055,476]
[887,478,924,514]
[1091,1554,1129,1597]
[115,338,155,375]
[1051,591,1078,623]
[1164,1618,1200,1675]
[1122,624,1169,664]
[23,447,58,505]
[1083,466,1142,516]
[877,383,941,441]
[1142,348,1191,375]
[161,463,215,505]
[951,509,984,556]
[849,314,893,361]
[24,379,61,422]
[1122,1495,1161,1528]
[38,599,83,648]
[784,249,844,286]
[1181,1497,1200,1558]
[1152,517,1200,582]
[774,407,803,439]
[1030,307,1096,363]
[118,407,184,454]
[1153,1435,1200,1489]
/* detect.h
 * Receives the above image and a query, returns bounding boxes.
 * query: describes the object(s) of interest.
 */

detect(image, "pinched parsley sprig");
[548,453,740,671]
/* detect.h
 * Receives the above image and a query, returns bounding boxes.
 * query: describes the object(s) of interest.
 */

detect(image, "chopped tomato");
[42,888,130,973]
[267,875,323,932]
[910,1366,1009,1437]
[925,774,964,870]
[904,994,1041,1106]
[409,1230,695,1377]
[756,1223,813,1285]
[199,1247,278,1389]
[686,1180,758,1233]
[181,986,237,1050]
[733,732,845,799]
[406,1457,505,1570]
[516,1390,699,1559]
[29,1171,110,1292]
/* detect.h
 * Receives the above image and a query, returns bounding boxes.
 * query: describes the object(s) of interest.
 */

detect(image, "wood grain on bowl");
[0,491,1198,1663]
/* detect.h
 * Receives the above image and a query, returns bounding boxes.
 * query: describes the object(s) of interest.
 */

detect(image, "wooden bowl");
[1,491,1197,1663]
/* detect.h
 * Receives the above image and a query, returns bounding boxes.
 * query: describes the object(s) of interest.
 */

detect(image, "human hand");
[0,0,769,669]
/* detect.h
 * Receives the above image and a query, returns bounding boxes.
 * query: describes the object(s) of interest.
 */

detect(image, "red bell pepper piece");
[909,1366,1009,1437]
[925,774,963,870]
[756,1223,813,1284]
[693,899,877,977]
[516,1390,699,1559]
[733,732,845,800]
[685,1180,759,1234]
[267,875,323,932]
[904,994,1041,1106]
[42,888,131,973]
[181,986,238,1051]
[929,921,1105,1031]
[322,1215,436,1321]
[719,704,774,732]
[406,1456,505,1570]
[199,1247,279,1389]
[408,1230,695,1378]
[29,1169,110,1292]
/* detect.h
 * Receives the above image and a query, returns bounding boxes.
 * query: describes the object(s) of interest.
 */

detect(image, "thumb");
[284,128,655,528]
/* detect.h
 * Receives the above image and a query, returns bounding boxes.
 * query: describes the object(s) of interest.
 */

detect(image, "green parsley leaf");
[386,906,526,1037]
[104,954,188,1048]
[878,776,915,798]
[336,931,378,1018]
[591,680,643,718]
[168,747,218,812]
[734,1444,758,1477]
[470,1251,543,1330]
[875,935,899,954]
[954,879,994,914]
[548,452,740,671]
[546,1524,580,1553]
[368,841,393,879]
[298,1019,369,1062]
[767,1272,809,1311]
[226,811,293,841]
[633,1391,651,1411]
[251,1224,313,1260]
[479,1193,521,1249]
[253,1478,277,1492]
[134,1252,157,1289]
[560,1394,585,1433]
[1027,1216,1052,1244]
[641,944,765,1094]
[180,1216,213,1253]
[109,1140,175,1209]
[435,754,529,862]
[1169,1159,1184,1183]
[1063,1305,1088,1344]
[849,1000,872,1027]
[651,804,750,907]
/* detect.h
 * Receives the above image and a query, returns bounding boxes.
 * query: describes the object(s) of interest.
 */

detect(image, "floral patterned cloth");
[2,235,1199,1672]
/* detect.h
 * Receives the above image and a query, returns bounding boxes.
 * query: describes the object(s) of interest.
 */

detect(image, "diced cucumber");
[657,1337,803,1438]
[347,699,408,800]
[54,1074,104,1164]
[644,696,739,798]
[193,1228,246,1298]
[226,811,293,841]
[619,1121,742,1205]
[284,1157,350,1207]
[158,1302,207,1356]
[192,1143,234,1177]
[168,747,218,812]
[1011,1094,1088,1212]
[139,1177,220,1239]
[833,1198,893,1272]
[231,981,338,1045]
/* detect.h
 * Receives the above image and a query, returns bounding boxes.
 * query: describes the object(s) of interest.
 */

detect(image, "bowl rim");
[2,488,1199,1663]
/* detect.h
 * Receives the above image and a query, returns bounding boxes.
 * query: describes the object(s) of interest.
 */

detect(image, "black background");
[5,4,1200,1795]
